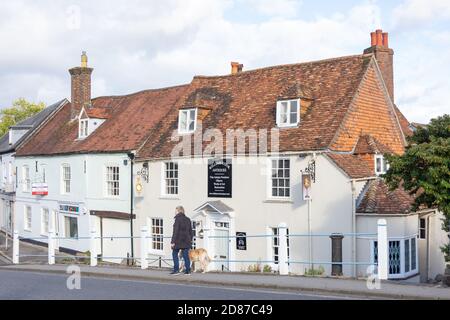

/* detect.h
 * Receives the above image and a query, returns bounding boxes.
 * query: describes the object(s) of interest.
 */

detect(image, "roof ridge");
[193,53,372,80]
[91,83,190,101]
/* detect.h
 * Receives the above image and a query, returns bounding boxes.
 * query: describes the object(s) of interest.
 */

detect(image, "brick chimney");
[363,29,394,102]
[231,61,243,75]
[69,51,93,119]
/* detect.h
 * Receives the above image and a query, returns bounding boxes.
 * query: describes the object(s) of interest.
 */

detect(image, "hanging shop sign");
[302,173,312,200]
[208,158,232,198]
[236,232,247,250]
[31,182,48,196]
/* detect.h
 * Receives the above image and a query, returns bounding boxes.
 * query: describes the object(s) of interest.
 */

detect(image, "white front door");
[213,229,230,271]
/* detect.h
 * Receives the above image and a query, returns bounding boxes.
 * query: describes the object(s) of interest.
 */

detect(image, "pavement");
[1,231,449,300]
[1,263,449,300]
[0,269,356,300]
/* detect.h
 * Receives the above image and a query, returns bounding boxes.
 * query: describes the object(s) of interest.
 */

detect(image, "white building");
[0,100,64,238]
[12,32,448,282]
[13,52,188,262]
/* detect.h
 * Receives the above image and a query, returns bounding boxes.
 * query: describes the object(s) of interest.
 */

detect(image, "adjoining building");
[14,52,189,261]
[0,100,64,239]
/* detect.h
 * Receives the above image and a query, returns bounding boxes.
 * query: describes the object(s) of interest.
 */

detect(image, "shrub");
[304,266,325,276]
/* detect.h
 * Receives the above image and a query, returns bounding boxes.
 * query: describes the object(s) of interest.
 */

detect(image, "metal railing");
[10,218,391,279]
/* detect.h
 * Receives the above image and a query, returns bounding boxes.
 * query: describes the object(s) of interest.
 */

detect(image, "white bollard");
[140,226,149,270]
[12,230,19,264]
[377,219,388,280]
[278,222,289,275]
[48,229,55,265]
[90,228,98,267]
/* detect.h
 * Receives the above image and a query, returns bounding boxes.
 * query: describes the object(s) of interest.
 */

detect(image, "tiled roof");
[85,107,111,119]
[353,135,393,155]
[137,54,372,159]
[394,105,413,137]
[326,153,374,179]
[356,179,414,214]
[0,99,66,154]
[16,85,189,156]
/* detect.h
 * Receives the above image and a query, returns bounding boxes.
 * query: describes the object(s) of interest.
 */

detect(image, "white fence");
[11,219,390,280]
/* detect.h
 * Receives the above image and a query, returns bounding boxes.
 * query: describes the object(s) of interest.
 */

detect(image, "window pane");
[411,238,416,270]
[180,111,187,131]
[376,157,382,173]
[405,239,410,272]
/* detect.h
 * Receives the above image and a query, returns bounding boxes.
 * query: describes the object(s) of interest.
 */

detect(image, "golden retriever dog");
[179,248,211,273]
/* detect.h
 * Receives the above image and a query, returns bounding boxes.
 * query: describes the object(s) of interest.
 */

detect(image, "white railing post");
[12,230,19,264]
[377,219,388,280]
[140,226,149,270]
[90,227,98,267]
[48,229,55,265]
[278,222,289,275]
[203,228,211,272]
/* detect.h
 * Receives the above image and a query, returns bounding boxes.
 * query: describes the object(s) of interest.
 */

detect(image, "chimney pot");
[376,30,383,46]
[382,32,389,47]
[370,32,377,46]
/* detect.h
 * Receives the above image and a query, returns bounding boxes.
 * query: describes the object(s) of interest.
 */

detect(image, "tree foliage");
[384,114,450,261]
[0,98,45,137]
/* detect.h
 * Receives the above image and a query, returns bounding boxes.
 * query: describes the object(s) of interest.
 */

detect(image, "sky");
[0,0,449,123]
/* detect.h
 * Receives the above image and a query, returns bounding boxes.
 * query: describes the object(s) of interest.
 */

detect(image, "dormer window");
[178,108,197,134]
[276,99,300,127]
[375,154,389,175]
[79,119,88,139]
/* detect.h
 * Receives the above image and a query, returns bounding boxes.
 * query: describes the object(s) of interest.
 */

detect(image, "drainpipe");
[351,180,357,278]
[127,152,135,265]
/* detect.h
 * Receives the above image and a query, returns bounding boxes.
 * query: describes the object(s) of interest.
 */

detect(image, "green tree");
[384,114,450,261]
[0,98,45,137]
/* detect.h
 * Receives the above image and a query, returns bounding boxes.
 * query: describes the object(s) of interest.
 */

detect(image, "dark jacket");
[171,213,193,249]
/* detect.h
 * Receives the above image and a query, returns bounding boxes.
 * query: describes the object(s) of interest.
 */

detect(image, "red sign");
[32,183,48,196]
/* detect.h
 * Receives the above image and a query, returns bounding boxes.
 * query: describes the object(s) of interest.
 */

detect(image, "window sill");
[264,198,293,204]
[159,196,180,200]
[277,124,299,129]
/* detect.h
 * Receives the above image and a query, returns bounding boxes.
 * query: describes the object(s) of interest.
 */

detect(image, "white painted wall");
[428,211,448,279]
[133,154,357,276]
[14,153,132,256]
[356,214,420,279]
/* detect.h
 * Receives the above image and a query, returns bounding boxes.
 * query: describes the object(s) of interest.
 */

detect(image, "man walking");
[170,206,194,275]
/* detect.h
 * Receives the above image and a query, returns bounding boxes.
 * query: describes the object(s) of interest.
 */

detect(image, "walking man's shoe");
[184,271,191,275]
[170,271,182,275]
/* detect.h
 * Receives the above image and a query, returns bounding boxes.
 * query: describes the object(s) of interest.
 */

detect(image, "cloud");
[392,0,450,28]
[0,0,447,124]
[242,0,303,18]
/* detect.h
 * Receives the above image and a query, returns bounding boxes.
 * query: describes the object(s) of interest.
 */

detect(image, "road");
[0,270,366,300]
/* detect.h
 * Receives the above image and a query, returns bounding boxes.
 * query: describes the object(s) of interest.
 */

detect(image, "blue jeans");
[173,248,190,273]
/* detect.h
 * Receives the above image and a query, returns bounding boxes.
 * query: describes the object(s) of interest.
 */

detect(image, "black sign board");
[236,232,247,250]
[208,158,232,198]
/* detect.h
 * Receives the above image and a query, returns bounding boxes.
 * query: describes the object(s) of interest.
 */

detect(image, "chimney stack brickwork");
[364,30,394,103]
[231,61,243,74]
[69,52,93,119]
